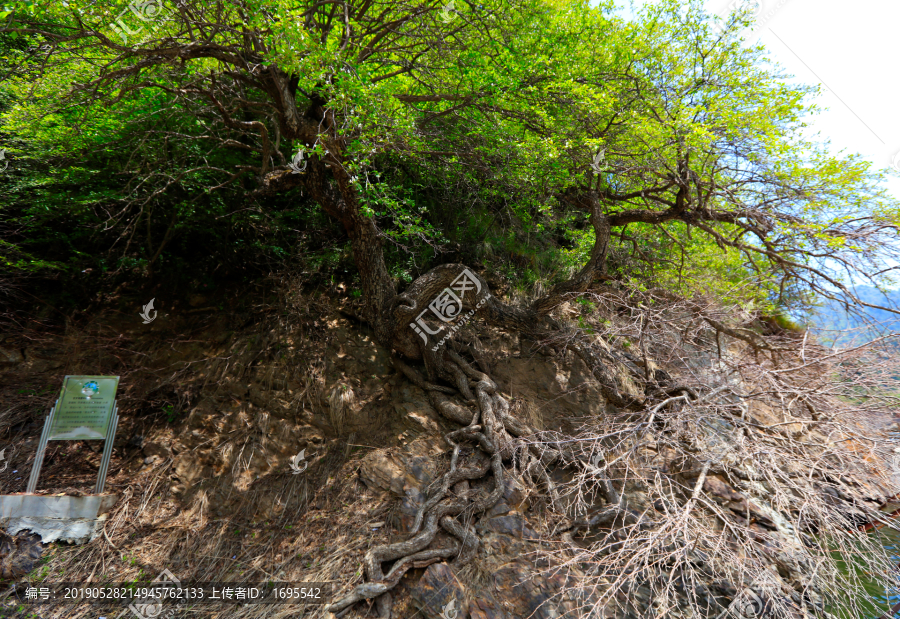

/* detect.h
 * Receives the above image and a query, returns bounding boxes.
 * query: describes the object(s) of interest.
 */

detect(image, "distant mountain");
[808,286,900,346]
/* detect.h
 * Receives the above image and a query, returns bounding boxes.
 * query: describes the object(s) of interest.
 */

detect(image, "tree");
[4,0,899,615]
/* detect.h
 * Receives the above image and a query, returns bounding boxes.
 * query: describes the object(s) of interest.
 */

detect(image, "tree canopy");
[1,0,896,320]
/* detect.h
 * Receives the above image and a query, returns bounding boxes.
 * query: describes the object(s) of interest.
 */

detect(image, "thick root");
[333,289,650,618]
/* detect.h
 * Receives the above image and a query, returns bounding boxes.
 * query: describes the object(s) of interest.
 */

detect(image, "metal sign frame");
[26,376,121,495]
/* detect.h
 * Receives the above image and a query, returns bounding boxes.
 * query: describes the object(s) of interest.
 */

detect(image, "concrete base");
[0,494,117,544]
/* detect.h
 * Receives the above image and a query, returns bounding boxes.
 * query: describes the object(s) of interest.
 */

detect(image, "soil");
[0,282,897,619]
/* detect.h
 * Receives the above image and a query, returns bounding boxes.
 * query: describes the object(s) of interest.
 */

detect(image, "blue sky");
[613,0,900,202]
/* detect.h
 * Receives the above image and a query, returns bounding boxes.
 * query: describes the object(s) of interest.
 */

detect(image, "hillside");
[1,1,900,618]
[1,279,899,619]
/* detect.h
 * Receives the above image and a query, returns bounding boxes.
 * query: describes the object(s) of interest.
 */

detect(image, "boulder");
[0,531,43,580]
[411,562,468,619]
[0,346,24,364]
[478,512,539,540]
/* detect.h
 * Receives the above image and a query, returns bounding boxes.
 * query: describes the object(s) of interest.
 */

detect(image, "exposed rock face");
[0,531,43,580]
[703,475,777,529]
[491,563,585,619]
[411,563,468,619]
[2,307,892,619]
[408,557,589,619]
[359,437,600,617]
[0,346,24,365]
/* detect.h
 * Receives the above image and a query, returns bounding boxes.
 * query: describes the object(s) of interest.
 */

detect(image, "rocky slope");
[0,283,897,619]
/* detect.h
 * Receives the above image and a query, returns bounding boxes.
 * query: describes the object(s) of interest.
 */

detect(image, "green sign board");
[48,376,120,440]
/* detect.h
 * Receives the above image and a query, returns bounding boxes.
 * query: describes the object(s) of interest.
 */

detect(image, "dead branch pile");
[328,282,900,618]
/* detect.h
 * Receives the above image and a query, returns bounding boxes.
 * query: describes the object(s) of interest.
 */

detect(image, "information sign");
[48,376,119,440]
[26,375,121,494]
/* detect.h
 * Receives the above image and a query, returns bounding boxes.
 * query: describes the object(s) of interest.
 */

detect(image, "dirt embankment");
[0,284,612,617]
[0,283,897,619]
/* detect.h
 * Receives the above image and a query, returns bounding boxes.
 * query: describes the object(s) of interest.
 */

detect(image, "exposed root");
[328,343,638,618]
[327,545,459,615]
[440,515,479,566]
[329,265,887,619]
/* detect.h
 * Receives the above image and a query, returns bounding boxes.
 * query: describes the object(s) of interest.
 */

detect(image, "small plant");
[162,404,178,423]
[577,316,595,335]
[576,296,596,311]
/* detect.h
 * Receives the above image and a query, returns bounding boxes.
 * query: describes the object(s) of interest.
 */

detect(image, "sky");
[615,0,900,201]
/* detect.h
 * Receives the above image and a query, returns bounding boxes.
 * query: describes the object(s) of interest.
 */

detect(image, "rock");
[0,347,24,364]
[411,562,468,619]
[492,563,581,619]
[0,531,43,580]
[359,438,449,531]
[479,513,538,540]
[172,454,212,487]
[143,440,171,459]
[491,356,608,419]
[361,446,439,532]
[469,599,511,619]
[485,500,511,518]
[703,475,746,505]
[468,598,510,619]
[398,486,426,532]
[502,478,528,512]
[746,401,803,434]
[359,450,412,497]
[712,580,739,598]
[701,476,778,529]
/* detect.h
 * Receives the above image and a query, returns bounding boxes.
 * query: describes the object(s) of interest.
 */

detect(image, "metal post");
[94,405,119,494]
[26,400,57,494]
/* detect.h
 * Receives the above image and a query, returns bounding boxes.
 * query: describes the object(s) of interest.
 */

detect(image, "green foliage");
[0,0,896,314]
[162,404,178,424]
